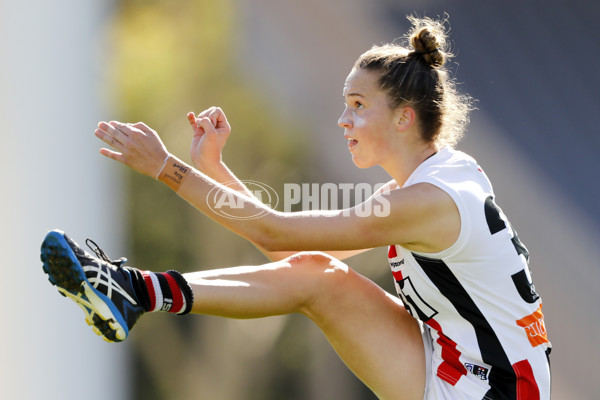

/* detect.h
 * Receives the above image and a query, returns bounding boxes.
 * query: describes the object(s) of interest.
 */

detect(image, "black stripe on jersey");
[511,269,540,304]
[484,196,506,235]
[413,253,517,400]
[510,232,530,262]
[484,196,530,262]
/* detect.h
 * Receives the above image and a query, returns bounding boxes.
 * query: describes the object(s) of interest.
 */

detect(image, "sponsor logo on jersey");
[465,363,490,380]
[390,259,404,267]
[388,246,405,268]
[516,304,549,347]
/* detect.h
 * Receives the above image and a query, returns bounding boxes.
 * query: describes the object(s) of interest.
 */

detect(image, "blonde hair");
[354,15,474,148]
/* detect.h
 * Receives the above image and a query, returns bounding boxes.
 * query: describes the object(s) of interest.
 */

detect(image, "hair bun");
[409,18,448,68]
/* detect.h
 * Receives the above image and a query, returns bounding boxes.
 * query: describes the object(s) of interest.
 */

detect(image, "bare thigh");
[295,253,426,400]
[186,251,426,399]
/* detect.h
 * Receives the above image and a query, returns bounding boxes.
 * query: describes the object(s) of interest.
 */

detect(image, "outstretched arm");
[94,116,458,254]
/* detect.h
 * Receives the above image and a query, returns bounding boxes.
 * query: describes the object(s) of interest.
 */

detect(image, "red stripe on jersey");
[427,318,467,386]
[513,359,540,400]
[388,245,397,259]
[392,270,403,281]
[164,273,184,314]
[141,271,156,311]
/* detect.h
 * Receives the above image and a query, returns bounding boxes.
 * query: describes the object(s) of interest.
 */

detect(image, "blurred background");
[2,0,598,399]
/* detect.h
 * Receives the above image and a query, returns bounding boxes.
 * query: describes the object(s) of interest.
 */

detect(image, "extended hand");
[95,121,170,178]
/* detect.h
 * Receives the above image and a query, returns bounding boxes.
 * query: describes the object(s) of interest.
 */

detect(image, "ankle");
[133,269,194,314]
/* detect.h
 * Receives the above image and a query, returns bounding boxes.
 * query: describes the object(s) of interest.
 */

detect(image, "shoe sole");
[41,230,128,342]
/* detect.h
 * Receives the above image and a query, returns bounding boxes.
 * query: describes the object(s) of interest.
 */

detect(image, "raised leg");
[184,251,426,400]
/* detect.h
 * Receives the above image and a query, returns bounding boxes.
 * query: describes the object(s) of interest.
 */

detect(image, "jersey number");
[397,276,438,322]
[484,196,539,303]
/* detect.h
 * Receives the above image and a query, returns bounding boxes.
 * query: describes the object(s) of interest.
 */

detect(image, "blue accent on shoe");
[40,229,145,342]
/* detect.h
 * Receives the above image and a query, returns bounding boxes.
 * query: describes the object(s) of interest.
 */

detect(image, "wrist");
[156,154,191,192]
[195,158,225,176]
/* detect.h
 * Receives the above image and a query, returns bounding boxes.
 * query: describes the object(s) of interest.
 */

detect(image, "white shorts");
[420,323,475,400]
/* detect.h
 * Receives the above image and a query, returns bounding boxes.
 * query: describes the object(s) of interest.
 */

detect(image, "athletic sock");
[129,269,194,315]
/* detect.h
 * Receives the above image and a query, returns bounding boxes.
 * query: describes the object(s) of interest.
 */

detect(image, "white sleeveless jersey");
[387,147,551,399]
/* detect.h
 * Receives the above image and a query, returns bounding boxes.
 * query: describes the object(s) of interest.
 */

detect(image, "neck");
[381,143,438,187]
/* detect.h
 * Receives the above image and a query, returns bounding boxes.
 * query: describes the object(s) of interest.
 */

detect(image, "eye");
[354,101,364,109]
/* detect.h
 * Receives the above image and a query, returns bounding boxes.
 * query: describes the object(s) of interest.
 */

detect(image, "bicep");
[263,183,455,252]
[375,183,460,253]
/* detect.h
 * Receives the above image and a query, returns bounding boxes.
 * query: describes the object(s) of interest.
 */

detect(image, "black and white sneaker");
[40,229,147,342]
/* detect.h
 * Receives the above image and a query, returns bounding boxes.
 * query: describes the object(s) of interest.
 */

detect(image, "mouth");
[347,138,358,149]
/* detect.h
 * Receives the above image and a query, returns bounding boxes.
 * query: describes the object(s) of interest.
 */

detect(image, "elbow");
[254,227,282,252]
[251,214,286,252]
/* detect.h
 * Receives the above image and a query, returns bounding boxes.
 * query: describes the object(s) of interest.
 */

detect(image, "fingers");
[95,124,123,149]
[99,147,125,163]
[198,107,217,124]
[206,107,230,130]
[187,112,206,136]
[187,111,206,130]
[211,107,230,131]
[130,121,153,135]
[96,120,154,148]
[207,108,221,126]
[195,116,217,136]
[109,121,136,136]
[95,121,132,148]
[187,112,196,126]
[188,108,217,134]
[188,107,229,132]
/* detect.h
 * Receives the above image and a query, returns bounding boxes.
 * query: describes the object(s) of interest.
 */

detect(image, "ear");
[396,106,416,132]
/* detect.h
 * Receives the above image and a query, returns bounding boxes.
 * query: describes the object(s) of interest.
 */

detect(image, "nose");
[338,107,352,129]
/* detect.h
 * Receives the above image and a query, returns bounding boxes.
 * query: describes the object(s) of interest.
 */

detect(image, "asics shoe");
[40,229,147,342]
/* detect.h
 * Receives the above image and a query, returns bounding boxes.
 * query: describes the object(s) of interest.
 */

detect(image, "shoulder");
[420,147,478,174]
[408,147,490,193]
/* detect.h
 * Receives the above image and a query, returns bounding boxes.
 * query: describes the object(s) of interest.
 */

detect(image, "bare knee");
[286,251,346,270]
[285,251,349,279]
[283,251,353,313]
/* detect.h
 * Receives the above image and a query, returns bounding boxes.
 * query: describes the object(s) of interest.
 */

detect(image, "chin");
[351,157,375,169]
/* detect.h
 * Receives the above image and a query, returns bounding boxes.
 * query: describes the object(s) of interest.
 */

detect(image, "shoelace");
[86,239,128,268]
